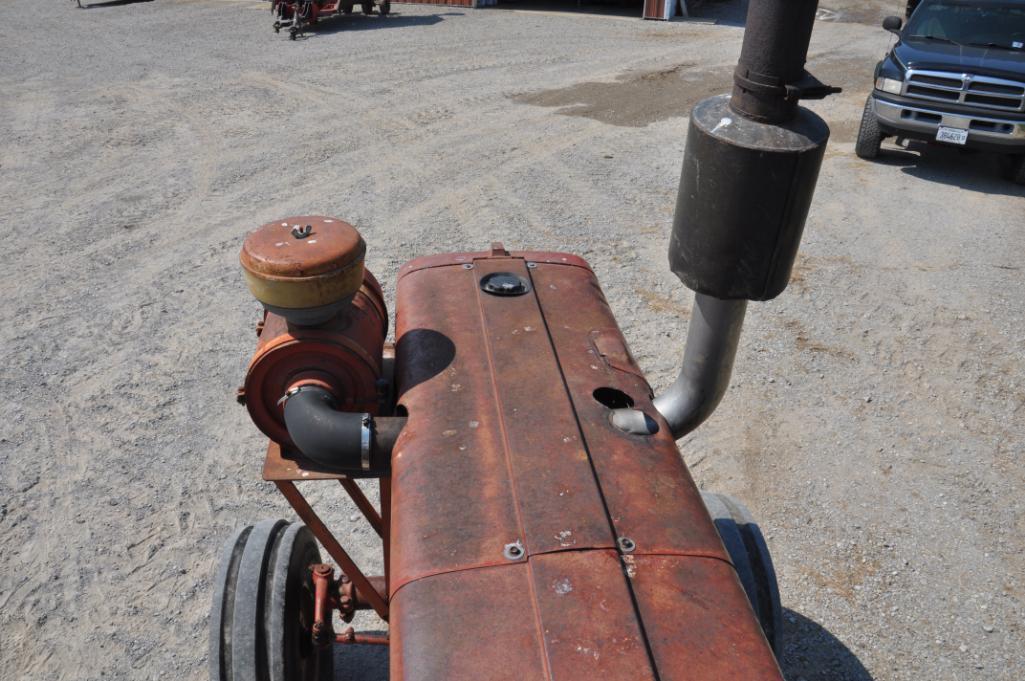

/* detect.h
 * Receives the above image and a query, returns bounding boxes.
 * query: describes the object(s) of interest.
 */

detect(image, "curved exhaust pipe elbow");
[653,293,747,440]
[282,386,405,474]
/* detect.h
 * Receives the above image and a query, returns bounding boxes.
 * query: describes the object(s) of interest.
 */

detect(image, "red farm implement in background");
[271,0,390,39]
[209,1,841,679]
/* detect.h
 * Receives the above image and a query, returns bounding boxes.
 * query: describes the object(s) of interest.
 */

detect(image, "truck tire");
[855,96,883,160]
[1004,155,1025,186]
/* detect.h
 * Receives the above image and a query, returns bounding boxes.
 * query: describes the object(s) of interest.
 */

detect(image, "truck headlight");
[875,77,903,95]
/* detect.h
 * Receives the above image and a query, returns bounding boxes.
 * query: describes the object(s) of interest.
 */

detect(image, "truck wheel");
[210,520,333,681]
[379,1,390,15]
[361,1,373,14]
[855,96,883,160]
[702,492,782,654]
[1003,155,1025,186]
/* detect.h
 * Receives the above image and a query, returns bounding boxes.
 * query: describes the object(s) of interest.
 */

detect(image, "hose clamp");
[360,414,372,471]
[277,385,308,407]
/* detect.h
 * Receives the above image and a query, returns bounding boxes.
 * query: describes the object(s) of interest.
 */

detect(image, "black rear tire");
[361,1,373,14]
[379,1,390,15]
[210,520,333,681]
[702,492,783,655]
[855,95,883,160]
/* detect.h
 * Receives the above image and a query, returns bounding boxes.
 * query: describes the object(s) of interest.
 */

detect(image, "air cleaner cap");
[240,216,366,314]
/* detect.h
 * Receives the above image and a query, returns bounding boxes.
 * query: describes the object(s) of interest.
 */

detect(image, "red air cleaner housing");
[239,216,388,447]
[241,274,387,446]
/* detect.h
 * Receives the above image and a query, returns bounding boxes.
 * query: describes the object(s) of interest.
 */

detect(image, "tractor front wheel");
[361,1,374,14]
[209,520,333,681]
[702,492,783,654]
[379,1,390,15]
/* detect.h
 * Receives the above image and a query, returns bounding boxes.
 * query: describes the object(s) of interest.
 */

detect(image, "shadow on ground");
[692,0,748,25]
[872,141,1025,197]
[78,0,154,8]
[779,609,875,681]
[333,637,389,681]
[489,0,654,19]
[286,12,446,37]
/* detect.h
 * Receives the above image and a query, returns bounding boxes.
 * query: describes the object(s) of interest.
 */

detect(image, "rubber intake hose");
[282,386,404,473]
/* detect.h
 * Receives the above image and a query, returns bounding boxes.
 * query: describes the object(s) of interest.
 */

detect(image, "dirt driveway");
[1,0,1022,679]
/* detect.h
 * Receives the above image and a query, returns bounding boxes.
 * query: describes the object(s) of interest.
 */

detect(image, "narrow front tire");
[209,520,333,681]
[702,492,783,654]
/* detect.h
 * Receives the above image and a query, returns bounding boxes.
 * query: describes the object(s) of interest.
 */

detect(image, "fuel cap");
[480,272,530,296]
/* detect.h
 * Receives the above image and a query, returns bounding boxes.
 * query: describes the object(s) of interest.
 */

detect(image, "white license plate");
[936,126,968,145]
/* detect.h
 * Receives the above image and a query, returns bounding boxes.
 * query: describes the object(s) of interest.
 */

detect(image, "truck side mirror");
[882,16,903,34]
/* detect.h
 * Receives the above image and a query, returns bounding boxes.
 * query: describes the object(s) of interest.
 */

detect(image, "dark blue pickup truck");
[856,0,1025,184]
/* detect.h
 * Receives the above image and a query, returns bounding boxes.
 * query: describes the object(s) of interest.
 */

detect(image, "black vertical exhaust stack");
[654,0,839,438]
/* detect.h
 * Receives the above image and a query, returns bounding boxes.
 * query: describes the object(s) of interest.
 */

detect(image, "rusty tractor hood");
[387,247,782,681]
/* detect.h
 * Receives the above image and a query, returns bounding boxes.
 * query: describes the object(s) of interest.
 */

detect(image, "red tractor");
[272,0,391,39]
[210,1,840,678]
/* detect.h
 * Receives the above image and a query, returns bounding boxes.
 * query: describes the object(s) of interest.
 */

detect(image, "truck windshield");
[906,1,1025,50]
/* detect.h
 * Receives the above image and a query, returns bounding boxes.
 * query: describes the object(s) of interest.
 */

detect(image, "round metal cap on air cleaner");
[240,216,367,324]
[480,272,530,296]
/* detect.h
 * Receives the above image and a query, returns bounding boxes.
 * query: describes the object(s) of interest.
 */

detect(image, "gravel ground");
[1,0,1023,679]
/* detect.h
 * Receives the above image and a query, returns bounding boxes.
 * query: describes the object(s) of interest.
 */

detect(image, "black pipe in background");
[731,0,820,123]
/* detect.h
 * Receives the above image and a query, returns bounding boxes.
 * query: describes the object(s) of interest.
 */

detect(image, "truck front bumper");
[873,95,1025,152]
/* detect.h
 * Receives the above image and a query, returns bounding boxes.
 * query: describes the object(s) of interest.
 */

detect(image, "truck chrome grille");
[903,69,1025,113]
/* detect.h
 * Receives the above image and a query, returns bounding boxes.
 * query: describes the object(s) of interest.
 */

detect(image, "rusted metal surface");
[345,574,387,613]
[380,476,392,595]
[642,0,669,20]
[528,263,730,560]
[629,555,784,678]
[389,249,782,680]
[529,550,656,679]
[398,248,591,277]
[243,270,387,447]
[275,480,390,620]
[390,257,615,595]
[336,630,389,645]
[311,563,386,652]
[311,564,336,647]
[263,440,371,481]
[391,565,548,681]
